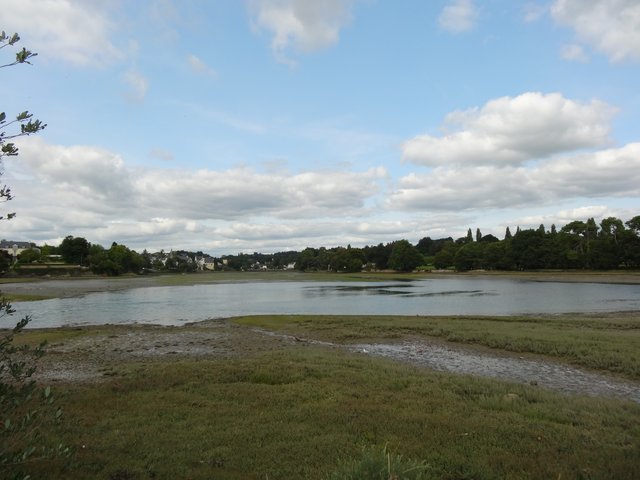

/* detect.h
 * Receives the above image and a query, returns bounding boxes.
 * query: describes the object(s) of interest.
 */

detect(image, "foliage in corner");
[0,29,68,479]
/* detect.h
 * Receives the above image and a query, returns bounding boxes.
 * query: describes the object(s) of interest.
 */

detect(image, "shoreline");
[1,270,639,300]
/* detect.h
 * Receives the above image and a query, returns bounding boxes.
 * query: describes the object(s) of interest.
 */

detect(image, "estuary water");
[14,277,640,328]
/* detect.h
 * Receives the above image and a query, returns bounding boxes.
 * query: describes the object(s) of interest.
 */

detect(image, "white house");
[0,240,39,261]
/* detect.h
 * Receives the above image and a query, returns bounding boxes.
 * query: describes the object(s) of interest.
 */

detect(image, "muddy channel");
[348,342,640,403]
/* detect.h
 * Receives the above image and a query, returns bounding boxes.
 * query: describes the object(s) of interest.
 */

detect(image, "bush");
[0,297,69,479]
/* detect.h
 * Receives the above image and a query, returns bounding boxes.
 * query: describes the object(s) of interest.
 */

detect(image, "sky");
[1,0,639,255]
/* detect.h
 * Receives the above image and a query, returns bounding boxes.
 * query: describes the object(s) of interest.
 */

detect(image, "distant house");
[0,240,39,261]
[195,255,216,271]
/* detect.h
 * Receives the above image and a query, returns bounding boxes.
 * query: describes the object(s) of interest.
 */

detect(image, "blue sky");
[1,0,639,254]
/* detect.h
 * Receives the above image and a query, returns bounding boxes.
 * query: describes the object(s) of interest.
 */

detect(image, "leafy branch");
[0,32,38,68]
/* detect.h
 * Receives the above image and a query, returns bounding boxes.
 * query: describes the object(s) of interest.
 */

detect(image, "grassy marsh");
[28,347,640,479]
[5,313,639,479]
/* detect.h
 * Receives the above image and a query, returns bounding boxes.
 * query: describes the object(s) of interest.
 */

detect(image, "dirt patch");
[35,320,301,383]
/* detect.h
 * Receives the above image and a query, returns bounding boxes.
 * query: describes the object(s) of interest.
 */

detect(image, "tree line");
[432,216,640,271]
[3,215,639,276]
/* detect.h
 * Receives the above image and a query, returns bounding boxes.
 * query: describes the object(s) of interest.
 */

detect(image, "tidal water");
[14,277,640,328]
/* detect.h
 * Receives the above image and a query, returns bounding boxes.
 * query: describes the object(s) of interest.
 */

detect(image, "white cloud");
[136,166,385,220]
[561,43,589,62]
[16,138,135,206]
[515,206,613,230]
[402,92,616,167]
[551,0,640,62]
[3,137,387,250]
[1,0,122,67]
[390,143,640,212]
[248,0,354,64]
[122,69,149,103]
[389,167,538,211]
[538,142,640,197]
[438,0,478,33]
[187,54,217,77]
[555,206,612,221]
[5,136,637,253]
[209,216,462,252]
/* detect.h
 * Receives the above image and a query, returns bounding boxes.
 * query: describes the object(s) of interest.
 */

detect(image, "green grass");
[1,292,52,301]
[25,348,640,479]
[235,314,640,380]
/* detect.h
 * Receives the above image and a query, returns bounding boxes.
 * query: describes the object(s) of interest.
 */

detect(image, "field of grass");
[26,347,640,479]
[4,313,639,479]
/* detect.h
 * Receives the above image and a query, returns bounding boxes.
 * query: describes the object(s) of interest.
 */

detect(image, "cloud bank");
[4,87,636,252]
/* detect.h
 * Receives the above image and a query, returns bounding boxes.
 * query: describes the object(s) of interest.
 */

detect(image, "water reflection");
[303,283,495,298]
[303,284,415,296]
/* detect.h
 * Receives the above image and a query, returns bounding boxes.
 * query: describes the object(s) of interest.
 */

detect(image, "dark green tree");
[504,227,512,239]
[483,241,511,270]
[295,247,320,271]
[59,235,90,265]
[387,240,423,272]
[454,242,484,271]
[363,242,393,270]
[510,228,546,270]
[479,234,499,243]
[626,215,640,233]
[328,247,363,273]
[433,241,458,269]
[16,247,41,264]
[620,216,640,267]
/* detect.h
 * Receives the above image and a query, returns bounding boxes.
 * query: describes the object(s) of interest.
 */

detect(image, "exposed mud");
[31,319,640,404]
[35,321,296,383]
[348,341,640,403]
